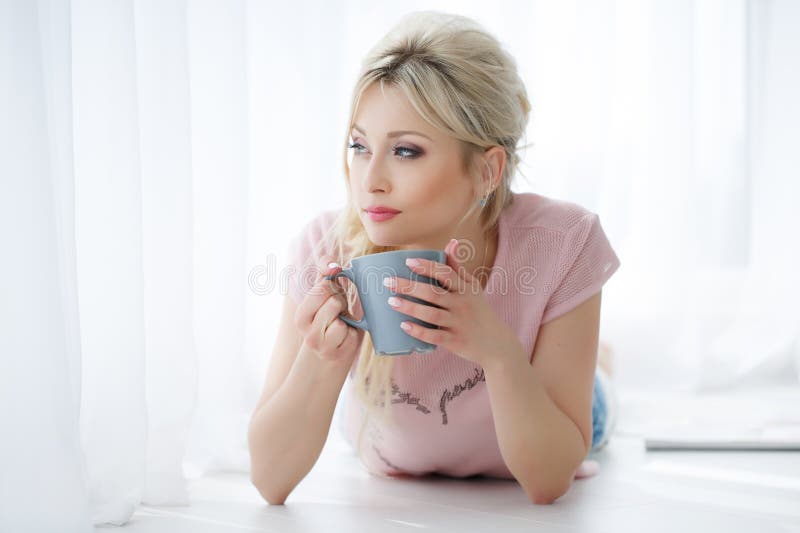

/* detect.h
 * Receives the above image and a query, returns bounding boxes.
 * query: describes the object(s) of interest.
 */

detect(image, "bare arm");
[247,255,363,505]
[484,292,602,505]
[484,345,587,504]
[247,341,352,504]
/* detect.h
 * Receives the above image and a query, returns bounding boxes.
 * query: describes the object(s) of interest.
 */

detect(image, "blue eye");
[347,142,421,160]
[394,146,420,159]
[348,142,367,154]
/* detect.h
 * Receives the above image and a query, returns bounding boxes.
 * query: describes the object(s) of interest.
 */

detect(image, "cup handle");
[324,268,369,331]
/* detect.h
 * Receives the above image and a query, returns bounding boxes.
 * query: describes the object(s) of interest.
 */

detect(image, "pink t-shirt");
[285,191,621,479]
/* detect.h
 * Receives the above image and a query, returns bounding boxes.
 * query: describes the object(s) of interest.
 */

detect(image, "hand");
[295,254,364,365]
[384,239,520,368]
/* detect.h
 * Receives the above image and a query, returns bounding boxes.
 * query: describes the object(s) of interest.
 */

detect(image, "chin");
[367,236,399,247]
[362,230,399,248]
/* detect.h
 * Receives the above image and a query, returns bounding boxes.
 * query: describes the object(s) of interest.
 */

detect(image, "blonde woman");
[248,10,621,506]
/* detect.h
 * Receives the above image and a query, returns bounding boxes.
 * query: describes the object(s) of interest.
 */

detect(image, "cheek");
[398,177,450,213]
[420,167,465,205]
[348,156,463,206]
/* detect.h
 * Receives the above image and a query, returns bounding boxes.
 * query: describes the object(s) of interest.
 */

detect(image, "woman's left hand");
[384,238,521,368]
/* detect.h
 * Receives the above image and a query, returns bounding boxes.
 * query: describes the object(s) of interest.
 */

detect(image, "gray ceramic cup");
[324,249,447,355]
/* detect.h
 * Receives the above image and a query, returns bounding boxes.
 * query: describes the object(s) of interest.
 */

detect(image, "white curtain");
[2,0,798,529]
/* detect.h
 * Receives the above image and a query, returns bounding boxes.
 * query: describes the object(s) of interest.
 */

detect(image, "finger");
[404,253,463,294]
[322,294,349,333]
[445,238,475,284]
[399,320,449,346]
[313,294,346,344]
[296,256,343,327]
[327,318,349,349]
[386,276,451,308]
[337,323,356,349]
[314,293,344,330]
[318,254,341,278]
[319,254,346,295]
[388,294,451,328]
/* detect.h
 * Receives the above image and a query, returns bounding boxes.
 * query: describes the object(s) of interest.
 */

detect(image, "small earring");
[479,191,489,208]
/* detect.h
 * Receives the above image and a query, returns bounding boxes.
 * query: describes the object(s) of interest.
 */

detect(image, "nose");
[362,152,391,193]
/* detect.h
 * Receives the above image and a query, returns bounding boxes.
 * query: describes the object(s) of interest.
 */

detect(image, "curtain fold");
[72,0,147,524]
[0,0,93,531]
[133,0,196,506]
[181,0,253,480]
[1,0,798,529]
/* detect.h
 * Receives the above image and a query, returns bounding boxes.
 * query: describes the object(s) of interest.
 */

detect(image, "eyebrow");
[351,124,433,141]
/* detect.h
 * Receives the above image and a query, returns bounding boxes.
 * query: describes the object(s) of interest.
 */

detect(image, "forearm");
[483,342,586,504]
[247,343,352,504]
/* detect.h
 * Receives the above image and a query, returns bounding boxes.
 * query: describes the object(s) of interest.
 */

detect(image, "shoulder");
[287,207,344,265]
[497,192,618,284]
[285,208,346,303]
[295,208,340,239]
[291,208,342,248]
[505,192,596,234]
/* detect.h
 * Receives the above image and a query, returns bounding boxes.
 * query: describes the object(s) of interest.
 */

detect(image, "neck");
[445,221,497,287]
[403,222,497,287]
[467,224,497,288]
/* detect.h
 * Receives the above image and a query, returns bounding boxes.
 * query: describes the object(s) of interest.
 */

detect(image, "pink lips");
[364,205,401,222]
[366,210,399,222]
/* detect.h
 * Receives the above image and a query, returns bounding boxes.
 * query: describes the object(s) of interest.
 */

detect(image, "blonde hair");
[310,10,532,474]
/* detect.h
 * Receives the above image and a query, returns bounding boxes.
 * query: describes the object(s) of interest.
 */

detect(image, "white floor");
[117,385,800,533]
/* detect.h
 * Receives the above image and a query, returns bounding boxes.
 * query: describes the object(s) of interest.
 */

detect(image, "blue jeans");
[590,370,611,453]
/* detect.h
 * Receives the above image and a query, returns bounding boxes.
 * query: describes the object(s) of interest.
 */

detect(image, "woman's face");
[348,82,476,248]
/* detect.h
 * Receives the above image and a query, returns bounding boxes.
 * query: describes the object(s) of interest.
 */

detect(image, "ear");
[482,146,506,191]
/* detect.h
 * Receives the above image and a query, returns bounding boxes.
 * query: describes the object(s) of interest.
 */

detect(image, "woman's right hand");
[294,254,364,364]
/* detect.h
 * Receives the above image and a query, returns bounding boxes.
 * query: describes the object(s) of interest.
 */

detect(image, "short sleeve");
[284,210,341,306]
[541,212,621,324]
[285,229,314,306]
